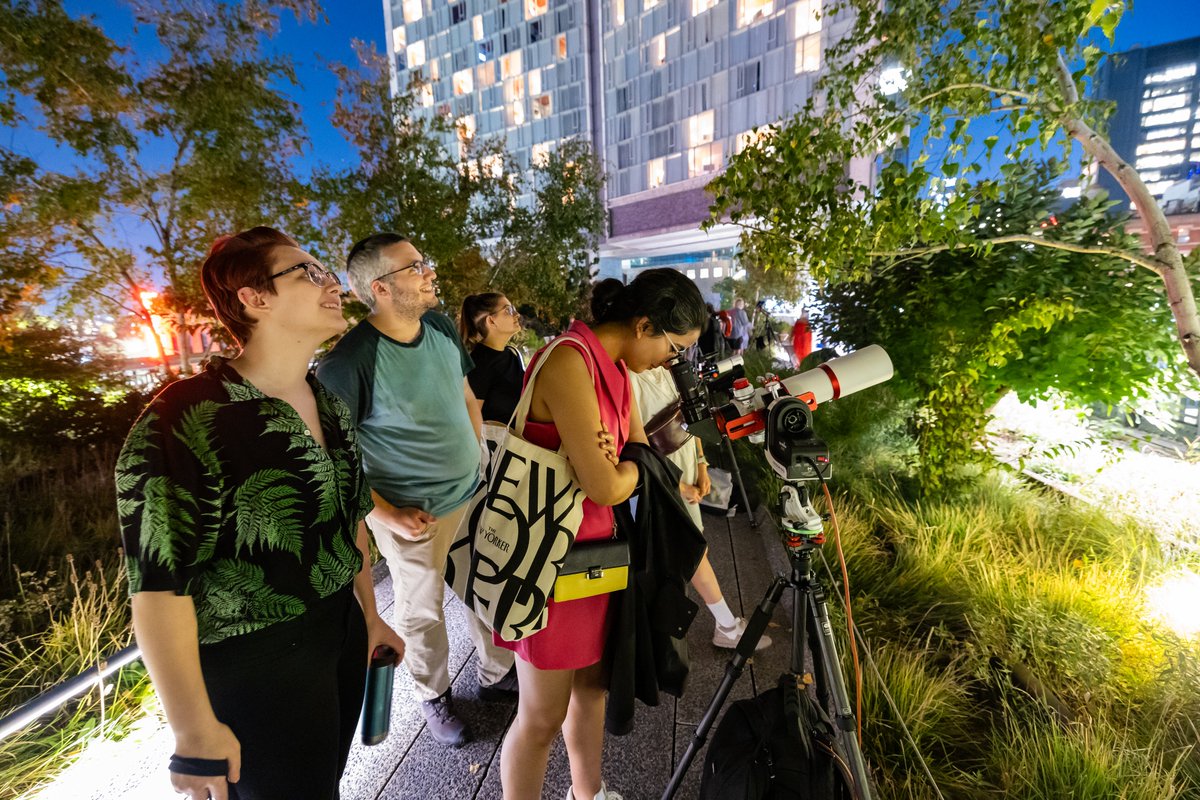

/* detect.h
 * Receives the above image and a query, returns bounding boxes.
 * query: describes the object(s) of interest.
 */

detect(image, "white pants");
[368,502,514,701]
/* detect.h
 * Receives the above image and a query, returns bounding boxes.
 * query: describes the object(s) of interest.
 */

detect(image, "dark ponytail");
[458,292,506,346]
[588,268,707,335]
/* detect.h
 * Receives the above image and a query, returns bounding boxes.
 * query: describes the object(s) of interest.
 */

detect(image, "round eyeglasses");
[269,261,342,288]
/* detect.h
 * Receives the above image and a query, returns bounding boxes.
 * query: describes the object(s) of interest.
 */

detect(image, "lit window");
[476,60,496,88]
[505,76,525,101]
[651,34,666,67]
[1144,109,1191,127]
[420,83,434,106]
[1140,170,1162,181]
[738,0,774,27]
[458,114,476,142]
[686,269,697,279]
[482,154,504,178]
[1146,126,1187,140]
[1193,136,1200,150]
[403,0,422,23]
[1144,64,1197,85]
[525,0,548,18]
[688,142,723,176]
[501,51,523,79]
[1146,180,1176,195]
[453,67,474,95]
[648,157,666,189]
[794,0,821,37]
[736,127,773,152]
[1141,94,1187,114]
[392,26,407,53]
[473,14,484,40]
[532,93,552,119]
[700,268,710,279]
[429,58,439,80]
[615,0,624,26]
[694,0,718,10]
[794,33,821,74]
[1137,154,1184,169]
[645,0,660,8]
[529,68,542,95]
[509,98,526,125]
[688,110,715,146]
[1136,139,1185,155]
[532,142,552,166]
[408,40,426,68]
[556,33,568,59]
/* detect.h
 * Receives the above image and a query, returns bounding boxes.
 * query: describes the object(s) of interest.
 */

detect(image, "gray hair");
[345,232,410,311]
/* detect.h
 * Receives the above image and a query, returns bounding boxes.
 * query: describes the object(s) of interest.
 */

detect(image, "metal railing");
[0,644,142,742]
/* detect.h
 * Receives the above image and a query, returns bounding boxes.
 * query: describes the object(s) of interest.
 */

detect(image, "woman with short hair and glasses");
[116,226,404,800]
[458,292,526,424]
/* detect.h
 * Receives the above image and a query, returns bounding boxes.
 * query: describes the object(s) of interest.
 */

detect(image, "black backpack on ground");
[698,674,857,800]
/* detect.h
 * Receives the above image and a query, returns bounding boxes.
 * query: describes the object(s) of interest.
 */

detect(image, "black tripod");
[661,482,874,800]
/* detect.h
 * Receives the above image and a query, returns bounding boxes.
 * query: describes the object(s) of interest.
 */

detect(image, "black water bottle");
[361,645,398,746]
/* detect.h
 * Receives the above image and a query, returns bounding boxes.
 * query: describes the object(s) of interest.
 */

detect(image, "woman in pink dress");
[497,269,707,800]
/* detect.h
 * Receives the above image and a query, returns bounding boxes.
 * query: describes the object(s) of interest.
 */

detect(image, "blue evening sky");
[20,0,1194,177]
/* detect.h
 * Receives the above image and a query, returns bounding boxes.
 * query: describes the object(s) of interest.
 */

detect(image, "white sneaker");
[565,781,624,800]
[712,617,772,651]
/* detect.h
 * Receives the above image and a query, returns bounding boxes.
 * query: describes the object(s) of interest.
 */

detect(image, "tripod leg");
[720,434,758,528]
[808,587,875,799]
[660,576,787,800]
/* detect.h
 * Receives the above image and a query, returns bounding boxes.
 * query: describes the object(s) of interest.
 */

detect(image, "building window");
[688,142,723,176]
[795,33,821,74]
[1146,126,1187,140]
[713,266,724,278]
[688,109,715,147]
[651,34,666,67]
[1137,139,1186,156]
[736,61,762,97]
[648,157,666,189]
[1137,154,1184,170]
[532,93,553,119]
[692,0,718,12]
[556,33,568,59]
[473,14,484,40]
[429,58,439,80]
[420,83,434,106]
[738,0,774,27]
[408,40,426,68]
[509,98,526,126]
[686,269,697,279]
[476,60,496,88]
[457,114,476,142]
[502,29,521,53]
[529,67,542,95]
[482,154,504,178]
[402,0,422,23]
[453,68,474,95]
[505,76,526,102]
[699,267,710,279]
[614,0,625,27]
[530,19,545,42]
[501,51,523,79]
[1145,64,1197,85]
[451,2,466,24]
[736,127,772,153]
[794,0,821,37]
[477,41,493,61]
[1143,109,1191,127]
[645,0,660,8]
[532,142,552,166]
[1141,94,1188,114]
[525,0,548,18]
[392,25,406,54]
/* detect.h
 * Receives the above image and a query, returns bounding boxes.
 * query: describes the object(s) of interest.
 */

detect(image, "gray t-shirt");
[317,310,480,517]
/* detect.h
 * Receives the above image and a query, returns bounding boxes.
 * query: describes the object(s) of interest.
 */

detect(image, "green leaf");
[232,469,305,556]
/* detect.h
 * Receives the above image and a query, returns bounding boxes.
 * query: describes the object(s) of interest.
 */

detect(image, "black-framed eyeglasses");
[269,261,342,288]
[373,259,435,282]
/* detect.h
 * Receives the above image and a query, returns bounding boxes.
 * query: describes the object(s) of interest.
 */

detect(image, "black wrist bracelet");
[169,754,229,777]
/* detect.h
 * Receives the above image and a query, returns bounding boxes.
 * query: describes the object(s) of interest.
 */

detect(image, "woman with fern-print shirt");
[116,227,405,800]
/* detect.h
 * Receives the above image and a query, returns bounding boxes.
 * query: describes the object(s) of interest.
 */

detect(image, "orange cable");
[822,481,863,746]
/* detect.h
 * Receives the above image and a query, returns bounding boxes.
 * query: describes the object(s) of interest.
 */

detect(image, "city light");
[1145,569,1200,639]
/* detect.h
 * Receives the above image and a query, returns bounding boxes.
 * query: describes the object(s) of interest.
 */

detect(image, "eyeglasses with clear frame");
[497,304,518,317]
[663,331,687,360]
[268,261,342,288]
[373,259,436,282]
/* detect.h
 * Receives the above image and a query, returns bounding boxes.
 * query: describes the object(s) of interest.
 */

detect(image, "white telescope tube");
[780,345,894,405]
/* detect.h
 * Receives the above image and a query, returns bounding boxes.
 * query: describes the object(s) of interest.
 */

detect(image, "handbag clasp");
[586,567,605,580]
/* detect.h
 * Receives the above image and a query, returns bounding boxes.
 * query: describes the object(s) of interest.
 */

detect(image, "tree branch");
[868,233,1165,273]
[909,82,1041,108]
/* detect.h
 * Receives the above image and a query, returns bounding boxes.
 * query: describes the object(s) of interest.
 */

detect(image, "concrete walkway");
[340,505,796,800]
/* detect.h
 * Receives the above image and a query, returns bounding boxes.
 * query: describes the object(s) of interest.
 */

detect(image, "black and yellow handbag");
[553,538,630,602]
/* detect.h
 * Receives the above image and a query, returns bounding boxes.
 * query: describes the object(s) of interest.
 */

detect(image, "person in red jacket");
[791,311,813,368]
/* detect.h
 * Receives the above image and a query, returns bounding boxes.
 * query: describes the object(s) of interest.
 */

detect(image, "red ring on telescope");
[817,363,841,400]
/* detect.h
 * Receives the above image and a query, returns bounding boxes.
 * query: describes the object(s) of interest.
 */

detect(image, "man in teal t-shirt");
[318,233,516,748]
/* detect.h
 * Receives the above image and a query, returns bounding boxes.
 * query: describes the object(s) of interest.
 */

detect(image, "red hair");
[200,226,299,346]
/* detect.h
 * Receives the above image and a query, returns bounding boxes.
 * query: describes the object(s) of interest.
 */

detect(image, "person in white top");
[630,366,772,651]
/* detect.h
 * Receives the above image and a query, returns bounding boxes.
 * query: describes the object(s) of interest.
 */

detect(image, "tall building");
[1096,36,1200,208]
[382,0,853,298]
